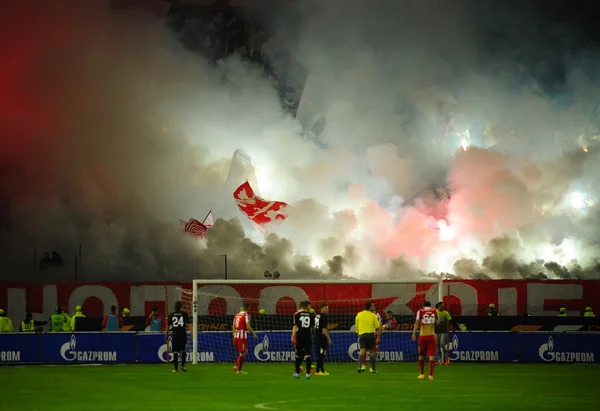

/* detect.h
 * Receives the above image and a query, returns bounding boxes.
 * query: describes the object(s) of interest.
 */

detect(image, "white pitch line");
[254,403,278,410]
[254,396,337,410]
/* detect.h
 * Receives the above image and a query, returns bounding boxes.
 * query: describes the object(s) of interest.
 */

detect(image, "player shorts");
[172,335,187,352]
[418,335,436,358]
[234,338,248,354]
[315,338,328,355]
[295,337,312,357]
[358,332,376,350]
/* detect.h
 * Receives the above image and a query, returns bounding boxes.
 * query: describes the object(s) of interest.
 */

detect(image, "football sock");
[370,354,376,371]
[429,360,435,376]
[181,351,186,367]
[294,356,302,373]
[306,357,312,374]
[358,353,365,369]
[173,352,179,370]
[418,359,424,375]
[361,356,366,366]
[317,353,325,372]
[238,355,244,371]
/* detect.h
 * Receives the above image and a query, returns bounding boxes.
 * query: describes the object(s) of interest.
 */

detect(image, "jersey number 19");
[300,316,311,328]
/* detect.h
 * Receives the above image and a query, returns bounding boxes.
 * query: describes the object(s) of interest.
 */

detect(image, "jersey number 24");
[172,316,184,327]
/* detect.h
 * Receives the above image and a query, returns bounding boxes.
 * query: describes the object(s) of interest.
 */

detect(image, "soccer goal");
[177,279,444,365]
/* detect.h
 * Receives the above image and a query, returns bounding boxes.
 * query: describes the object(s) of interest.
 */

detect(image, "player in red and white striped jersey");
[361,311,382,369]
[412,301,440,380]
[232,304,257,374]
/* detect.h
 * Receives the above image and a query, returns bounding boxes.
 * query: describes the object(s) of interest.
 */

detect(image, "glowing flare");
[578,135,588,153]
[437,220,455,241]
[570,191,585,209]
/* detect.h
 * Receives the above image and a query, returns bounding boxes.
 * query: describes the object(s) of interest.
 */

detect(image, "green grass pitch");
[2,363,598,411]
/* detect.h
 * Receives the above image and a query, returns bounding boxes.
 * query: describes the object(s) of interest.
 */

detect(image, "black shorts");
[172,335,187,352]
[295,337,312,357]
[315,340,328,355]
[315,338,328,351]
[358,333,376,350]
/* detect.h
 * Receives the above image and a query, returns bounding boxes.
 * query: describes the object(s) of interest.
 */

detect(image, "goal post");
[177,279,444,365]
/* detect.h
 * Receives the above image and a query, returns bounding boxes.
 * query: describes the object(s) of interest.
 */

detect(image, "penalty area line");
[255,396,337,410]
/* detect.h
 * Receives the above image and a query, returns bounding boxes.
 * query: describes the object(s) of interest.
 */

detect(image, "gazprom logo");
[348,342,359,361]
[451,335,459,351]
[157,337,214,363]
[254,335,294,362]
[60,334,117,362]
[538,335,594,363]
[60,335,78,361]
[449,334,499,362]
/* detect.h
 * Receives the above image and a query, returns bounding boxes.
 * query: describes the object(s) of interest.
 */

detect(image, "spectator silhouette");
[39,252,51,270]
[50,251,64,267]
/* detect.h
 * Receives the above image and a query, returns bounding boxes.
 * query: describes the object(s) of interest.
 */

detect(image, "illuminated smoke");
[1,1,600,281]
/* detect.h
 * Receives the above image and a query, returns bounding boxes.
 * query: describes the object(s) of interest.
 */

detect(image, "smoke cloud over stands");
[1,1,599,281]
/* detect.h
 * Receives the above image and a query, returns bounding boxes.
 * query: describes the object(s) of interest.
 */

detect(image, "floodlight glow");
[570,192,585,209]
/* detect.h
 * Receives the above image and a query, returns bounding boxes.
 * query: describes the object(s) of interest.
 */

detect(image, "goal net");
[176,279,444,365]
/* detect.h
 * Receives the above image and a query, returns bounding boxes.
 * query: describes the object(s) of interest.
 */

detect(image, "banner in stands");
[1,280,599,325]
[0,332,136,364]
[518,332,599,363]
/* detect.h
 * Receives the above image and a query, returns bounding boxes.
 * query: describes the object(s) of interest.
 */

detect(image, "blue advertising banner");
[135,331,519,364]
[1,331,596,365]
[137,332,227,363]
[519,333,599,363]
[39,332,136,364]
[0,333,39,363]
[136,332,418,363]
[447,332,517,362]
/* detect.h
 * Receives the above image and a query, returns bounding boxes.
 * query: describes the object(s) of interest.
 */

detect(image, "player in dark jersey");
[168,301,190,373]
[292,300,314,379]
[314,303,332,376]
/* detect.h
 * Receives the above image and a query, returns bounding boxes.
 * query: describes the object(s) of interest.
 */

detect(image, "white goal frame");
[190,279,444,365]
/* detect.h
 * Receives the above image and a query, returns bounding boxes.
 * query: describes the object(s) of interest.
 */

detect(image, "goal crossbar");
[189,279,444,365]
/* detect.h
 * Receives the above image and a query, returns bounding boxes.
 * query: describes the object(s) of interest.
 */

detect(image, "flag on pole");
[180,210,214,239]
[233,181,288,225]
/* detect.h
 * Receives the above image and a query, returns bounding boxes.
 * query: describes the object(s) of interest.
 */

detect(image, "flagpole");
[201,210,212,225]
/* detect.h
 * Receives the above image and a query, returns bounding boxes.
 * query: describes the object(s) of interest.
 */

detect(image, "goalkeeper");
[435,302,452,365]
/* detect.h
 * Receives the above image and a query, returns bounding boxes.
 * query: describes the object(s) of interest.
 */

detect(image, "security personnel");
[558,307,567,317]
[487,303,499,316]
[19,312,47,332]
[21,313,36,332]
[62,306,72,331]
[70,306,86,331]
[584,306,595,317]
[50,306,67,331]
[0,309,14,332]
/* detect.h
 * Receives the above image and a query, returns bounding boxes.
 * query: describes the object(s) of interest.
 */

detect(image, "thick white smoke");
[1,1,599,281]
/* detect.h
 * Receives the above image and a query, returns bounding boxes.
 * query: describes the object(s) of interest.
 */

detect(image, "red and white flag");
[180,211,214,239]
[233,181,288,225]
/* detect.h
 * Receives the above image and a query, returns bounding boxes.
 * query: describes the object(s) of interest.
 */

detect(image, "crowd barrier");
[1,331,598,365]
